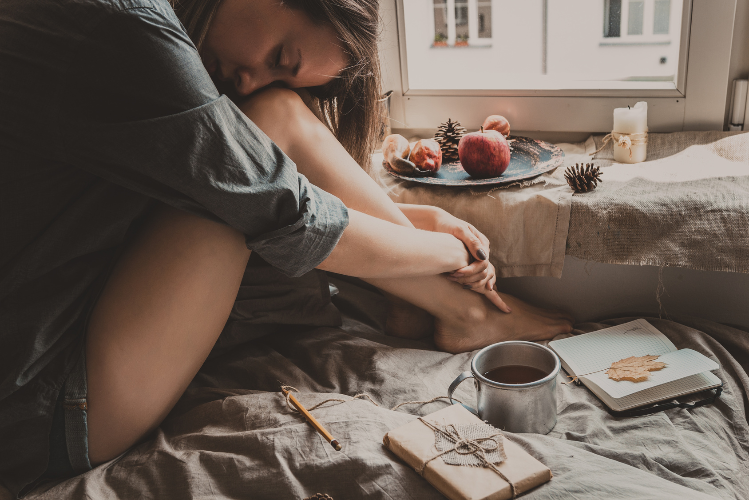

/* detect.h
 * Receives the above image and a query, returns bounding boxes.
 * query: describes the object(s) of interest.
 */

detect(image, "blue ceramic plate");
[384,136,564,186]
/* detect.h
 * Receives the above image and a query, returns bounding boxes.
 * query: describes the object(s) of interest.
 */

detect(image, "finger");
[449,269,489,285]
[454,225,486,261]
[485,289,512,313]
[458,269,489,285]
[467,223,490,250]
[462,276,491,291]
[450,259,489,278]
[486,274,496,291]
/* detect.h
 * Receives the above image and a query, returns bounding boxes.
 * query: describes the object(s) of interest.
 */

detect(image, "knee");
[237,89,315,149]
[239,87,306,120]
[238,88,316,151]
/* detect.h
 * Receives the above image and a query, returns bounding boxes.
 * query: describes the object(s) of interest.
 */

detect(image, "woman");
[0,0,572,495]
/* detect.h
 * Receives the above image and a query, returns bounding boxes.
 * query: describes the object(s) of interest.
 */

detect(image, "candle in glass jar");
[612,101,648,163]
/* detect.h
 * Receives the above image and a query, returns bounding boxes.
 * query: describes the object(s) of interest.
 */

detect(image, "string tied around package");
[416,419,516,498]
[280,386,517,495]
[591,131,648,159]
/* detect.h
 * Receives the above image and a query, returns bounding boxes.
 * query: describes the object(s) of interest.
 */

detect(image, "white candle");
[612,101,648,163]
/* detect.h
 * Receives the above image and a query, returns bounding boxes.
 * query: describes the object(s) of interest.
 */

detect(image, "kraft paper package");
[383,405,551,500]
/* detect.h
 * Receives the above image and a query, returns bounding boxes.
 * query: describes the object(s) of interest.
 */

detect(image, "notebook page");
[548,319,676,376]
[583,349,719,399]
[605,372,722,411]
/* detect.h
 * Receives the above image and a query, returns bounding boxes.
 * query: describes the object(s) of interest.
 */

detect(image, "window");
[428,0,493,47]
[604,0,622,37]
[455,0,469,43]
[653,0,671,34]
[382,0,738,131]
[478,1,492,38]
[627,1,645,35]
[605,0,672,38]
[433,0,448,45]
[403,0,683,91]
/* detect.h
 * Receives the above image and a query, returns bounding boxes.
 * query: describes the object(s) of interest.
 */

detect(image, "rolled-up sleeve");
[54,4,347,276]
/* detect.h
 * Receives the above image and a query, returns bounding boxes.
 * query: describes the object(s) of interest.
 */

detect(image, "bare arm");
[317,209,470,278]
[396,203,511,313]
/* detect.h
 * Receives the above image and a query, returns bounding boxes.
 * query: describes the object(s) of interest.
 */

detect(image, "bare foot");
[434,293,574,353]
[385,293,434,339]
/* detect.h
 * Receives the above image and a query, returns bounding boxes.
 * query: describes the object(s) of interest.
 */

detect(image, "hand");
[397,204,489,261]
[430,208,511,313]
[397,205,510,313]
[447,261,511,313]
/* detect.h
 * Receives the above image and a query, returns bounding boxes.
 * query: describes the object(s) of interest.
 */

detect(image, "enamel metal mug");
[448,341,561,434]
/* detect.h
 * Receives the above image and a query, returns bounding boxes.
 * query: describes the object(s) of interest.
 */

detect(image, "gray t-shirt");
[0,0,348,494]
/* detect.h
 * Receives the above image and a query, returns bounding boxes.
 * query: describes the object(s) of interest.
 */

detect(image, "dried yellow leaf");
[606,355,666,382]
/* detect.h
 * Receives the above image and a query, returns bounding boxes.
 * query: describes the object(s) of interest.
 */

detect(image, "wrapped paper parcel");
[383,405,551,500]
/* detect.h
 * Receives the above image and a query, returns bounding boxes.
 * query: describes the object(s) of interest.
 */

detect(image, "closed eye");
[274,46,283,68]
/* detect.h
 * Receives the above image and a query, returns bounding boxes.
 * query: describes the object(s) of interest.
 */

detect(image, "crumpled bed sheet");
[25,276,748,500]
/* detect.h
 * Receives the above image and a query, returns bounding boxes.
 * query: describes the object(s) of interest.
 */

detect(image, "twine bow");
[591,131,648,160]
[417,418,517,498]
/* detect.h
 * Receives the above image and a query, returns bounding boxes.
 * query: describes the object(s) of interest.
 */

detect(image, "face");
[202,0,348,99]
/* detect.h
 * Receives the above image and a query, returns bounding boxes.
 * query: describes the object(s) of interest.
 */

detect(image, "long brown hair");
[170,0,383,170]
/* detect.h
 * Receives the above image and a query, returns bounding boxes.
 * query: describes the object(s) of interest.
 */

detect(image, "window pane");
[604,0,622,37]
[653,0,671,34]
[478,1,492,38]
[456,0,469,42]
[628,1,644,35]
[433,0,448,45]
[403,0,683,91]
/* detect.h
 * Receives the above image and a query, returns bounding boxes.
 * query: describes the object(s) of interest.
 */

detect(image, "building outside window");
[430,0,493,47]
[409,0,682,90]
[385,0,736,133]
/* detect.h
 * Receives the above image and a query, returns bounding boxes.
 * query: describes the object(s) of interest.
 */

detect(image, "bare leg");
[239,89,573,352]
[86,204,251,464]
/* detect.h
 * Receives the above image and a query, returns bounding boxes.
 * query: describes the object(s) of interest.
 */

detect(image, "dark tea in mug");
[483,365,549,385]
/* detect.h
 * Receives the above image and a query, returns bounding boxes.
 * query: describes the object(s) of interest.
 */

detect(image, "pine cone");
[303,495,333,500]
[564,163,602,193]
[434,118,467,163]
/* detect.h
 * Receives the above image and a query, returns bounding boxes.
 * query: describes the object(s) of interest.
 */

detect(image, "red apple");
[458,127,510,178]
[408,138,443,173]
[482,115,511,138]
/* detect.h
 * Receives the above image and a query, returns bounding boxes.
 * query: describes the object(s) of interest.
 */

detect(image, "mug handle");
[448,371,479,416]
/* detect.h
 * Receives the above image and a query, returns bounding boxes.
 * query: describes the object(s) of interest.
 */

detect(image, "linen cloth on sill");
[371,131,749,278]
[370,152,573,278]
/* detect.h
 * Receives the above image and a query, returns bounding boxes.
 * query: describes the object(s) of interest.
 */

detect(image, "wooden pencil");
[282,387,342,451]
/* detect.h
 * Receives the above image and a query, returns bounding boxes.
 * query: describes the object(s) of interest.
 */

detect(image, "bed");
[21,269,748,500]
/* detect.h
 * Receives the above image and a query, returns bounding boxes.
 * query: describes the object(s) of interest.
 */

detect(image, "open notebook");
[548,319,722,412]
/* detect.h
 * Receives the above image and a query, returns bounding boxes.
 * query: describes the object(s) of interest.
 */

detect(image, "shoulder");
[90,0,186,40]
[0,0,188,54]
[60,0,216,121]
[104,0,183,28]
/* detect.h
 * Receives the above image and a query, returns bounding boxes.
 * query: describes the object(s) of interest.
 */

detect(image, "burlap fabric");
[569,132,748,273]
[372,132,748,277]
[435,423,506,467]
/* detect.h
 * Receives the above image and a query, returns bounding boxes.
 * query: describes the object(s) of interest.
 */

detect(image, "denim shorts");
[44,346,92,479]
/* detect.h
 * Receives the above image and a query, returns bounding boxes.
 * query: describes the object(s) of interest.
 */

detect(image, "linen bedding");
[18,271,748,500]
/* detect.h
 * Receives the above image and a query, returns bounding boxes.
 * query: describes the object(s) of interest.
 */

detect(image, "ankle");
[451,299,489,327]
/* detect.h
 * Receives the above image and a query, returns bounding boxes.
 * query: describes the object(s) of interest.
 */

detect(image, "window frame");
[378,0,738,132]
